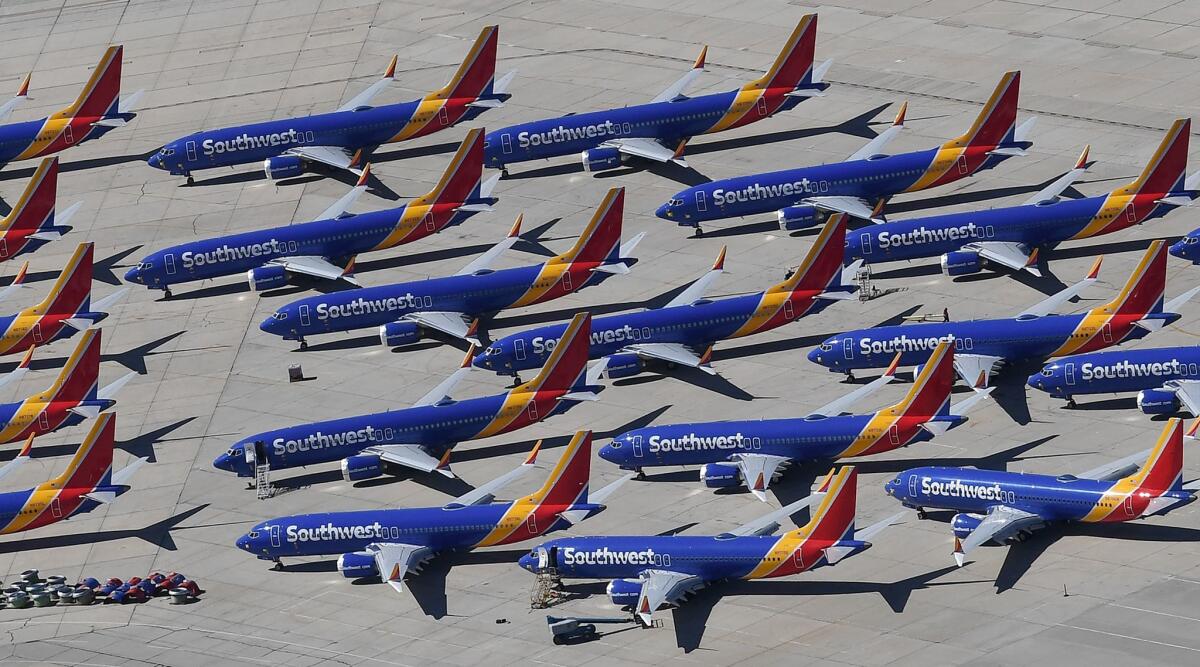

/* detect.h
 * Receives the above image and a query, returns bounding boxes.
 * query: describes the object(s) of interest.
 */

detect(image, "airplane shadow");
[0,331,191,375]
[2,245,144,289]
[0,150,159,183]
[0,504,209,552]
[613,365,759,401]
[852,435,1072,476]
[885,175,1127,217]
[2,416,206,464]
[713,304,925,365]
[1062,396,1138,411]
[398,547,529,619]
[987,358,1051,426]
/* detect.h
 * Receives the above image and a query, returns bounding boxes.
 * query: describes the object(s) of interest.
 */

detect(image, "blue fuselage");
[1029,346,1200,399]
[0,116,127,165]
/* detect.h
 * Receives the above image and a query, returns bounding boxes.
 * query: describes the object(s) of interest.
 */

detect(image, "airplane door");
[908,474,917,497]
[299,305,311,327]
[438,107,450,126]
[889,424,900,445]
[165,253,177,275]
[501,133,513,154]
[791,548,804,570]
[38,411,49,431]
[1126,203,1137,222]
[526,400,539,421]
[64,125,74,145]
[1102,323,1113,343]
[186,141,198,162]
[783,300,795,320]
[1123,494,1136,517]
[957,154,969,174]
[1065,362,1076,386]
[536,546,549,569]
[0,239,7,259]
[695,191,707,212]
[561,271,573,291]
[526,513,538,535]
[514,339,526,361]
[859,232,872,255]
[842,337,854,360]
[32,323,42,344]
[50,497,62,518]
[424,213,436,231]
[631,435,643,458]
[756,97,768,117]
[269,525,281,547]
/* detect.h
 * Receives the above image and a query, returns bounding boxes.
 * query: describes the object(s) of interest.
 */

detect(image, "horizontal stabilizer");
[98,370,138,401]
[592,262,631,275]
[61,317,94,332]
[111,456,148,487]
[559,390,600,402]
[68,405,102,419]
[1165,285,1200,313]
[467,98,503,108]
[56,201,84,228]
[1134,318,1166,332]
[455,203,494,213]
[118,89,145,115]
[90,118,127,128]
[586,357,609,386]
[91,287,129,314]
[83,491,116,504]
[816,290,857,301]
[27,231,65,242]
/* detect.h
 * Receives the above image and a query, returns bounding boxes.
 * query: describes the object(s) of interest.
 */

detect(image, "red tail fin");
[412,128,483,207]
[36,327,99,405]
[887,341,954,418]
[1102,240,1166,316]
[950,71,1020,149]
[1133,418,1185,494]
[749,15,817,90]
[530,431,592,507]
[771,212,847,293]
[61,45,122,119]
[558,188,623,266]
[49,412,114,491]
[432,26,499,101]
[1,158,58,234]
[1118,118,1190,197]
[38,242,93,315]
[804,466,858,543]
[525,312,590,393]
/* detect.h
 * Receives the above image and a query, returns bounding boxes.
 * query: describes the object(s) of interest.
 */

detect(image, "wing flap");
[733,453,792,502]
[367,444,454,478]
[268,256,357,283]
[963,241,1039,276]
[284,145,362,175]
[634,570,704,625]
[402,311,480,345]
[954,506,1042,566]
[1016,257,1101,319]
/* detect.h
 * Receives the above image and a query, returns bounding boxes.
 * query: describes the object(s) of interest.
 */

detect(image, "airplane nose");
[807,348,825,365]
[213,453,234,472]
[654,203,671,220]
[235,534,251,551]
[124,267,142,284]
[471,351,489,369]
[147,153,162,169]
[1026,373,1043,390]
[597,444,619,463]
[259,316,281,335]
[517,553,536,572]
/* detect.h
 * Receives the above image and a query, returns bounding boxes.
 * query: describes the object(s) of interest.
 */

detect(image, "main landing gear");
[634,467,645,480]
[162,287,173,299]
[691,226,704,239]
[298,338,308,351]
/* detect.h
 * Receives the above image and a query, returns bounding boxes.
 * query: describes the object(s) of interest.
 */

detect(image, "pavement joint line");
[1108,603,1200,624]
[1056,623,1200,653]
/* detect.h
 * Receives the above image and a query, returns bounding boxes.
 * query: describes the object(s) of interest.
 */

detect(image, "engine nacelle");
[940,250,983,277]
[603,353,646,379]
[247,265,289,292]
[776,205,824,232]
[337,551,377,579]
[606,578,643,608]
[263,155,304,181]
[700,462,742,489]
[580,147,623,172]
[951,513,985,540]
[341,454,384,482]
[378,321,421,347]
[1137,388,1180,415]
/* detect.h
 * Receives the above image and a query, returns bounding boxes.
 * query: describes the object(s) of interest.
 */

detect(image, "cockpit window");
[667,198,684,206]
[226,447,241,457]
[609,441,621,448]
[1041,368,1054,376]
[248,531,259,539]
[138,262,153,270]
[1187,237,1199,245]
[485,346,500,356]
[818,343,833,352]
[272,312,287,320]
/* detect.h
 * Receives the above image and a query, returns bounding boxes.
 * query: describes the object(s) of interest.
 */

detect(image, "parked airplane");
[259,187,641,349]
[126,129,498,297]
[0,328,135,445]
[214,312,603,482]
[0,158,83,263]
[520,466,901,626]
[483,15,829,175]
[235,431,628,593]
[1029,344,1200,414]
[0,46,141,167]
[885,417,1197,567]
[0,242,126,357]
[147,26,510,183]
[601,341,989,499]
[0,412,145,534]
[844,119,1199,276]
[656,71,1035,235]
[473,213,853,381]
[809,241,1198,385]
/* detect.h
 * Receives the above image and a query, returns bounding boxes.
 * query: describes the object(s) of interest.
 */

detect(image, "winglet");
[973,370,988,390]
[883,352,901,379]
[466,318,480,342]
[16,433,33,458]
[953,537,966,567]
[16,73,30,98]
[349,148,366,169]
[1085,256,1102,280]
[699,344,714,368]
[1024,247,1039,270]
[460,344,476,369]
[16,345,33,371]
[671,139,688,162]
[507,214,523,239]
[871,197,887,220]
[1075,144,1091,170]
[693,45,708,71]
[355,163,371,187]
[712,246,727,272]
[384,54,398,80]
[340,256,356,279]
[436,448,453,474]
[892,101,907,127]
[524,440,542,466]
[1188,419,1200,441]
[814,468,834,493]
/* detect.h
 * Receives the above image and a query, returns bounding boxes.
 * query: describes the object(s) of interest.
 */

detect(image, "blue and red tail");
[1131,418,1186,495]
[803,466,859,544]
[412,128,486,207]
[59,45,122,120]
[558,188,624,266]
[1114,118,1190,198]
[432,25,499,103]
[528,431,592,508]
[947,71,1021,151]
[771,212,848,294]
[748,15,819,92]
[886,340,954,419]
[34,327,99,405]
[0,158,59,239]
[1098,240,1166,316]
[48,412,115,492]
[523,312,592,396]
[37,242,93,316]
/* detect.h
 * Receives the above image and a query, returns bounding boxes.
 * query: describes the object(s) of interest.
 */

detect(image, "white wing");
[267,256,357,284]
[825,512,905,564]
[97,371,138,402]
[0,74,29,123]
[847,102,906,161]
[634,569,705,625]
[0,435,33,482]
[412,349,474,407]
[953,354,1003,388]
[1166,380,1200,416]
[803,195,882,223]
[623,342,712,374]
[445,443,541,507]
[808,357,899,417]
[1078,448,1153,482]
[600,137,685,165]
[456,216,522,276]
[664,247,726,308]
[1022,145,1090,205]
[401,311,480,345]
[0,261,30,304]
[725,493,821,537]
[650,46,706,103]
[336,56,398,113]
[954,506,1043,566]
[317,166,372,220]
[284,145,363,175]
[0,346,34,393]
[732,453,792,502]
[1016,257,1101,319]
[367,542,435,593]
[365,444,452,478]
[962,241,1039,276]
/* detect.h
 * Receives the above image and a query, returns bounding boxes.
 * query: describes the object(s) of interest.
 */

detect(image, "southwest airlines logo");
[531,325,643,355]
[877,223,984,250]
[648,432,747,453]
[859,334,955,356]
[202,129,303,156]
[316,295,425,320]
[286,522,387,543]
[518,121,618,148]
[182,240,287,269]
[921,477,1016,503]
[712,179,828,206]
[272,426,380,456]
[1081,359,1189,381]
[561,546,666,566]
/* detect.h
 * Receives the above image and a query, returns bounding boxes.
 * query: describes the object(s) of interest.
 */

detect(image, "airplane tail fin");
[555,188,625,267]
[798,466,858,543]
[432,25,499,103]
[36,328,100,405]
[527,431,592,508]
[885,341,954,419]
[519,312,591,396]
[36,242,93,316]
[0,158,59,235]
[946,71,1021,150]
[1125,417,1185,495]
[746,14,818,91]
[59,45,122,119]
[769,212,848,294]
[49,412,115,491]
[1114,118,1190,198]
[412,128,486,208]
[1099,240,1166,316]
